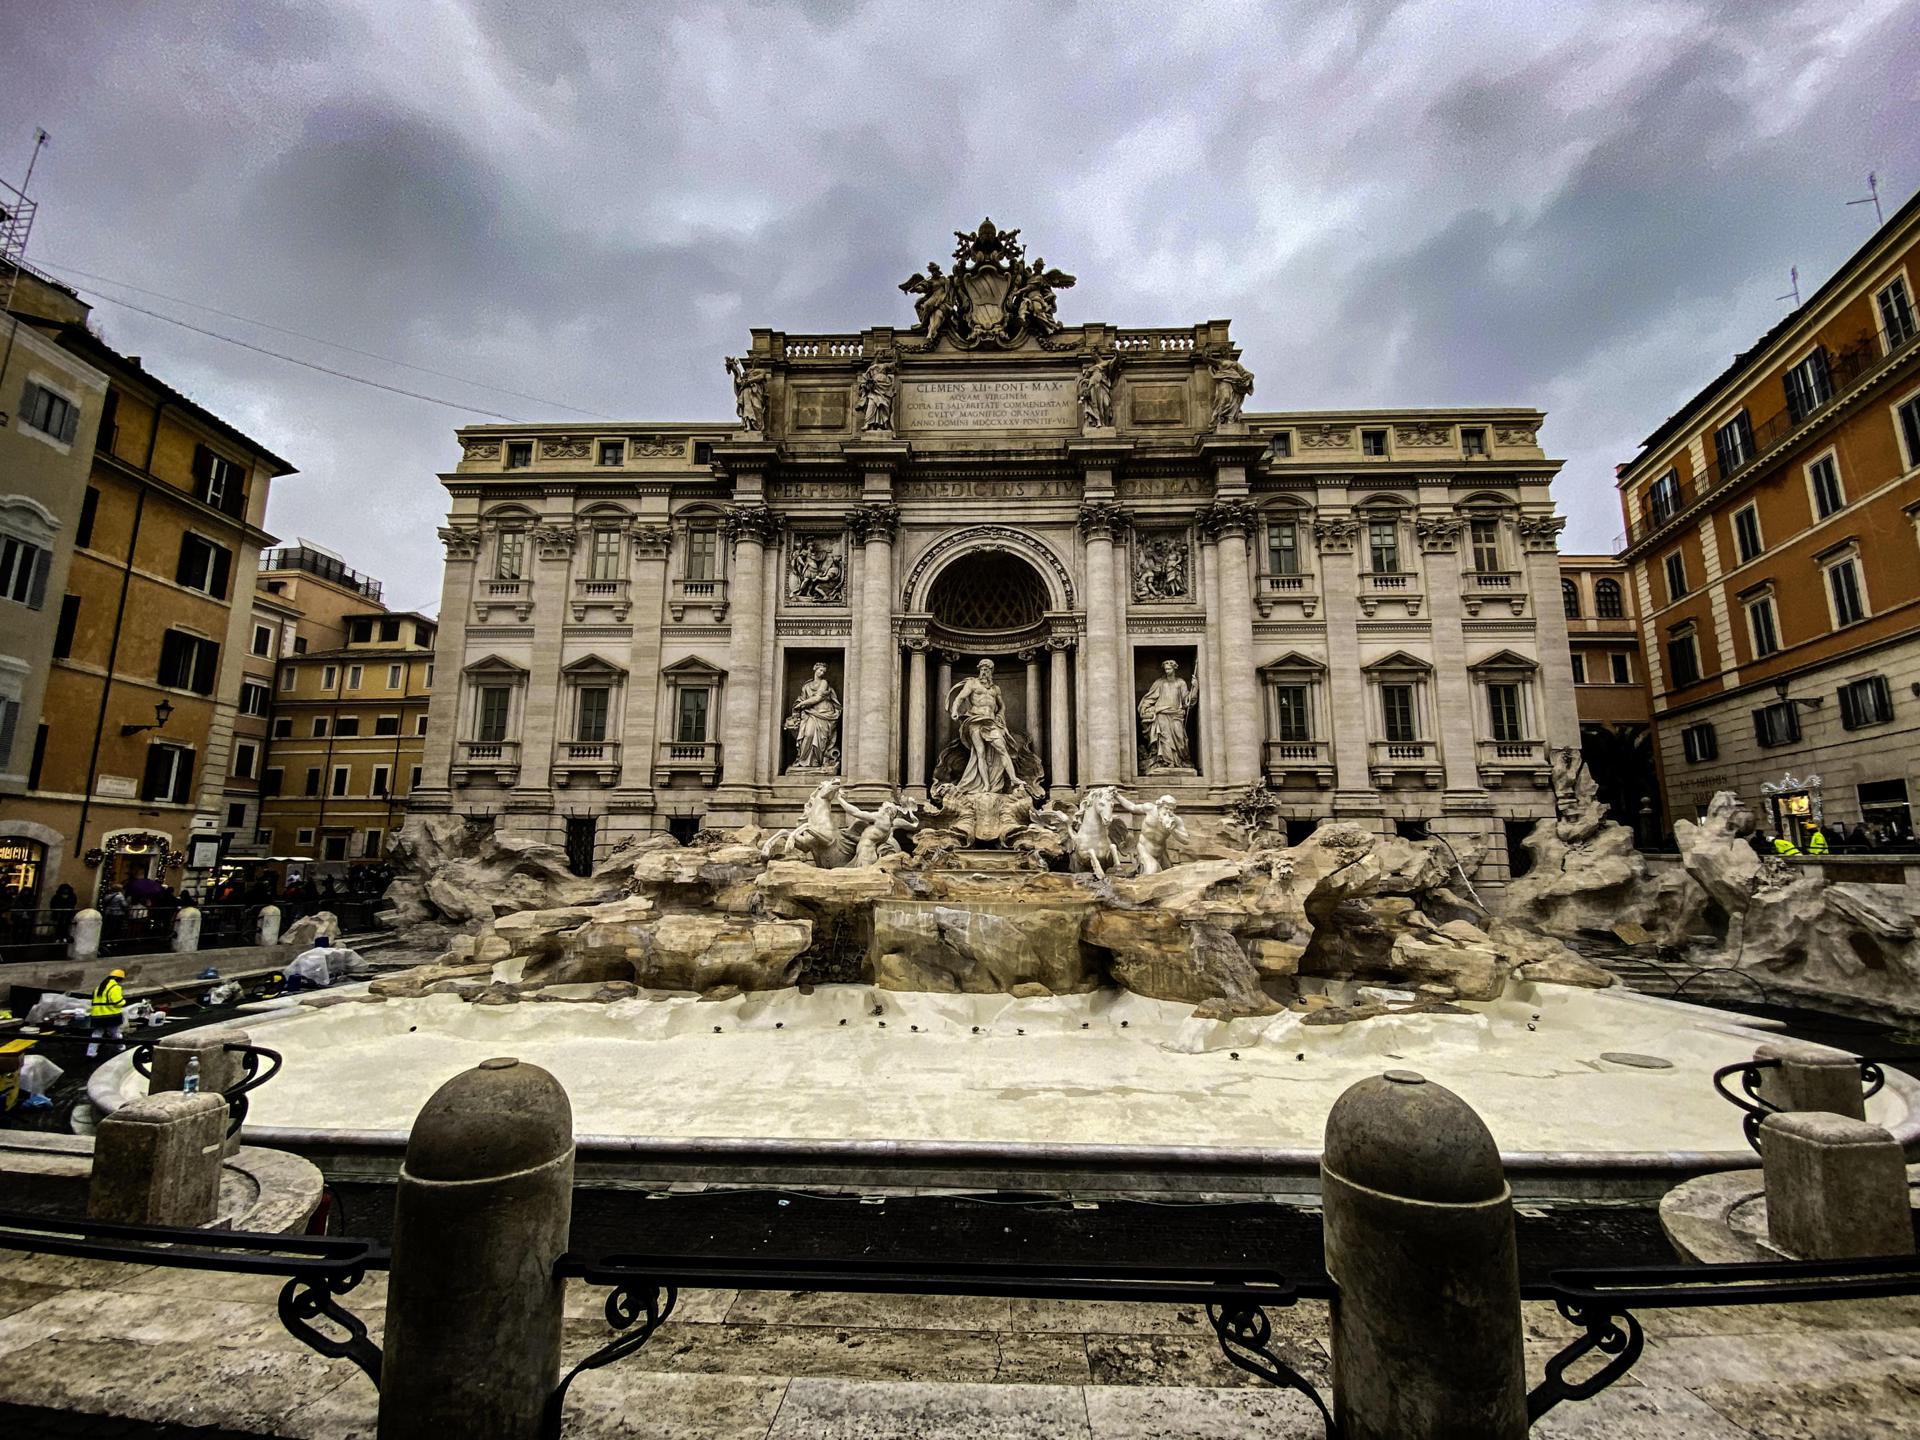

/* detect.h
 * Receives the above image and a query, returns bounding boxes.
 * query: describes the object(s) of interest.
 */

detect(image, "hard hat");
[109,968,127,979]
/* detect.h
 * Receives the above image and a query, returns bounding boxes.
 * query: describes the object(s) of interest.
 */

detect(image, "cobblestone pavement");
[3,1251,1919,1437]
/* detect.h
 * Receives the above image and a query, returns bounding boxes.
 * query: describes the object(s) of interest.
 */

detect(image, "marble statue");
[1009,256,1072,335]
[1078,351,1117,429]
[841,794,920,867]
[784,663,842,772]
[1118,793,1189,876]
[856,356,897,432]
[1209,354,1254,427]
[788,537,845,604]
[725,356,768,432]
[899,219,1076,350]
[1138,660,1198,773]
[1064,786,1125,880]
[761,777,846,864]
[1132,534,1188,600]
[946,659,1022,795]
[1551,745,1600,819]
[898,262,958,347]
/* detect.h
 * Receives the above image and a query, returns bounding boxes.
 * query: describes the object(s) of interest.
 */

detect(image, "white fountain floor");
[127,982,1914,1161]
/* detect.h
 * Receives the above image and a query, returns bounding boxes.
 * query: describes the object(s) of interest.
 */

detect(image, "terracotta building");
[1,265,296,900]
[1616,185,1920,844]
[1559,554,1656,836]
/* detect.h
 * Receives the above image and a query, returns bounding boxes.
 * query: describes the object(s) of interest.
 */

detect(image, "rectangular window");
[1808,454,1844,517]
[321,665,337,690]
[1486,683,1523,742]
[1380,684,1416,742]
[140,742,194,803]
[415,623,434,646]
[1746,595,1780,658]
[1266,521,1299,576]
[1648,469,1681,524]
[374,715,401,736]
[675,687,710,743]
[330,766,350,797]
[1838,676,1894,730]
[239,681,270,716]
[304,768,321,797]
[1469,519,1500,572]
[157,630,219,693]
[1753,701,1800,748]
[409,764,423,790]
[1879,277,1917,349]
[77,487,99,548]
[1268,431,1292,458]
[379,618,399,642]
[251,624,274,657]
[333,716,360,738]
[273,717,292,738]
[1367,520,1400,573]
[1733,505,1763,563]
[1462,427,1486,457]
[54,593,80,658]
[505,441,533,469]
[598,440,624,466]
[174,533,231,598]
[296,828,314,846]
[262,768,283,797]
[323,834,348,862]
[1681,722,1717,763]
[0,535,51,608]
[194,447,245,516]
[1272,684,1310,742]
[293,637,307,654]
[1360,429,1387,457]
[1898,394,1920,469]
[1667,634,1700,688]
[686,527,719,582]
[387,663,403,689]
[1827,557,1866,626]
[591,528,621,580]
[279,667,295,692]
[312,717,328,737]
[1610,653,1631,685]
[1663,550,1687,602]
[1714,410,1756,476]
[350,618,373,644]
[371,765,390,798]
[233,741,257,780]
[1783,348,1833,424]
[1569,653,1586,684]
[347,664,363,689]
[477,686,511,742]
[577,686,610,742]
[19,381,77,441]
[495,530,526,580]
[363,828,383,858]
[415,714,429,735]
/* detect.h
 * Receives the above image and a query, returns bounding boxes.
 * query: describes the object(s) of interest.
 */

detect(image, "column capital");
[1415,516,1464,554]
[1077,501,1132,542]
[895,615,931,651]
[848,502,900,545]
[1199,499,1258,539]
[725,503,780,546]
[1517,513,1567,553]
[1314,517,1360,554]
[631,524,674,560]
[438,525,481,560]
[532,523,577,560]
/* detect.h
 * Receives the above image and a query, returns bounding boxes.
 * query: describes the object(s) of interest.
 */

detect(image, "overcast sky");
[4,1,1916,611]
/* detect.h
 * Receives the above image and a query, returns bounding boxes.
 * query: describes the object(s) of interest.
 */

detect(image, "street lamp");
[120,698,175,737]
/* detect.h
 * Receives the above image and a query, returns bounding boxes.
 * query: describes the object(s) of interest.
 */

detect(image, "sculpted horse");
[761,778,849,866]
[1064,785,1125,880]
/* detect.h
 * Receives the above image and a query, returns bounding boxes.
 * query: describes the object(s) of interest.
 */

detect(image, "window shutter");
[210,545,230,600]
[192,638,219,694]
[176,537,197,586]
[26,547,50,610]
[171,747,194,803]
[1874,676,1893,722]
[0,698,16,767]
[60,401,79,444]
[192,444,212,487]
[18,380,38,421]
[141,744,169,801]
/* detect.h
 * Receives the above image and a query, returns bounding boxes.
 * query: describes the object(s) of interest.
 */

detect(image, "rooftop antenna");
[1776,266,1800,308]
[1846,172,1884,229]
[0,128,51,420]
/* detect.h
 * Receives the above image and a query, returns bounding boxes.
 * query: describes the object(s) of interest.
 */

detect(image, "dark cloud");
[1,0,1915,605]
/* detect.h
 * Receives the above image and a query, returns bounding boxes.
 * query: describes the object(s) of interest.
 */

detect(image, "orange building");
[1616,186,1920,845]
[1560,554,1656,835]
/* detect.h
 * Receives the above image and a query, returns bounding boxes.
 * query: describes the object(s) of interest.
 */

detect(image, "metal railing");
[258,546,384,603]
[1710,1054,1897,1153]
[130,1040,284,1138]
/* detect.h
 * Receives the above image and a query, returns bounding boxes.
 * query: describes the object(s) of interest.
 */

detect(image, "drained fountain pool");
[91,979,1920,1199]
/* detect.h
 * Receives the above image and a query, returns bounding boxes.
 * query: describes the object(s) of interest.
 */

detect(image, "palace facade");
[413,223,1575,887]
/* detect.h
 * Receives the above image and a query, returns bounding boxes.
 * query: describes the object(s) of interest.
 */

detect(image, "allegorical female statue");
[784,663,842,772]
[856,356,898,432]
[946,659,1022,794]
[1138,659,1198,772]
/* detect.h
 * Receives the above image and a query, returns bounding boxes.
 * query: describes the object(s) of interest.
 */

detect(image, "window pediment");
[464,653,528,677]
[1361,650,1432,675]
[1467,648,1538,674]
[560,654,627,677]
[661,655,724,682]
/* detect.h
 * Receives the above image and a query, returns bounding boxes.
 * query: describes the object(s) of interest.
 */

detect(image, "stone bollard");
[151,1027,251,1155]
[256,904,281,946]
[1323,1071,1527,1440]
[172,905,202,954]
[1755,1039,1867,1120]
[379,1057,575,1440]
[1760,1112,1916,1260]
[88,1090,228,1227]
[68,908,102,961]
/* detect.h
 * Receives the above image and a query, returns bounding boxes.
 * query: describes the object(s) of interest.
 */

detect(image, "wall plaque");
[898,376,1076,432]
[791,387,847,429]
[1129,385,1186,425]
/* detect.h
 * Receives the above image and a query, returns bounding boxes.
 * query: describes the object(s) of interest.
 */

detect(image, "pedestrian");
[50,882,77,941]
[1771,832,1801,857]
[88,967,128,1058]
[1807,826,1830,855]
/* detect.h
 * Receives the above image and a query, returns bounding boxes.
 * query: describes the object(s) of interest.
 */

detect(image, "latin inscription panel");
[899,377,1077,432]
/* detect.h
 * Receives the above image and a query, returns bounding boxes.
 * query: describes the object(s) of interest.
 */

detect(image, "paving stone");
[604,1320,1016,1385]
[1694,1373,1920,1438]
[1007,1299,1210,1335]
[564,1279,734,1324]
[1086,1332,1327,1390]
[988,1332,1090,1385]
[1636,1294,1920,1338]
[0,1255,157,1291]
[766,1377,1090,1439]
[1082,1382,1328,1438]
[0,1278,64,1323]
[1530,1381,1755,1438]
[1629,1329,1920,1389]
[559,1371,790,1438]
[725,1290,1013,1332]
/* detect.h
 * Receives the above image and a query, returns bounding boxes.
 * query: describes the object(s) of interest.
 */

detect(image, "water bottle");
[183,1054,201,1094]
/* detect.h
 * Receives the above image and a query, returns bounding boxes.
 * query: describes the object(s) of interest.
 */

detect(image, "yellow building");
[2,266,296,901]
[259,611,436,875]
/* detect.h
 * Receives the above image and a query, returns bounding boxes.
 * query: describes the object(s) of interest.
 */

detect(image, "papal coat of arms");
[899,218,1076,350]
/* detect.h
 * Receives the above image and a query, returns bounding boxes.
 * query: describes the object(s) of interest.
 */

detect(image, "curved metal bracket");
[543,1281,678,1439]
[1710,1058,1781,1155]
[277,1266,382,1387]
[1208,1300,1339,1437]
[1527,1301,1644,1421]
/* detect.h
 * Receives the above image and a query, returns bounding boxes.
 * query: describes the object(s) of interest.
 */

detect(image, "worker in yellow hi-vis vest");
[88,969,127,1058]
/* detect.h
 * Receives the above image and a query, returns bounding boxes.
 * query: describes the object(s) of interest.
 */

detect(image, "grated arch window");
[927,553,1048,632]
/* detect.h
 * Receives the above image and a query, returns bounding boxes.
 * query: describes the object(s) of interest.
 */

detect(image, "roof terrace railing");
[259,546,384,602]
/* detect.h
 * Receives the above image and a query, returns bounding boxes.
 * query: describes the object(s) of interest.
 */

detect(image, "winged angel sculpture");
[899,218,1076,350]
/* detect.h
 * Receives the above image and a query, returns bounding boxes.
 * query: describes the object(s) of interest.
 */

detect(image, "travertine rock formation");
[1502,801,1712,943]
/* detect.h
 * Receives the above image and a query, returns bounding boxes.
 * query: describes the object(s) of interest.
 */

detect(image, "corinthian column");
[1077,502,1128,786]
[1048,635,1073,795]
[415,524,480,808]
[905,641,929,797]
[1204,500,1261,785]
[720,504,775,792]
[853,504,900,788]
